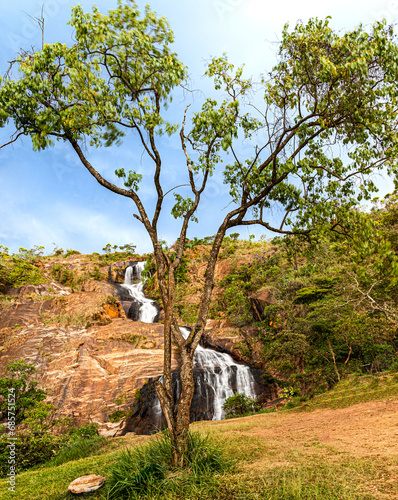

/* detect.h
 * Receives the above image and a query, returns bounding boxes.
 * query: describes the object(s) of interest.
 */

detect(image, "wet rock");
[127,301,141,321]
[108,261,138,283]
[67,475,105,494]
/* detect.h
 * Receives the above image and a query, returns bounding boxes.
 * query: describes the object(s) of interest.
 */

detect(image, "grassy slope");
[1,374,398,500]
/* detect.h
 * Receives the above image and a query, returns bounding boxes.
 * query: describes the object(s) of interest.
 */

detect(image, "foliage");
[0,421,104,476]
[0,430,69,476]
[0,246,49,291]
[0,360,46,425]
[64,249,81,257]
[68,422,99,439]
[292,287,330,304]
[0,263,10,293]
[106,431,231,499]
[3,3,398,465]
[222,392,260,418]
[49,262,90,289]
[8,260,48,288]
[23,401,67,436]
[108,409,129,422]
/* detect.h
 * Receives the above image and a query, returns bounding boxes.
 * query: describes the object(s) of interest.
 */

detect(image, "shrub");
[0,263,10,293]
[0,360,46,425]
[7,260,48,288]
[0,431,69,476]
[50,263,82,288]
[222,392,260,418]
[68,422,99,439]
[64,249,81,257]
[108,409,129,422]
[0,421,103,476]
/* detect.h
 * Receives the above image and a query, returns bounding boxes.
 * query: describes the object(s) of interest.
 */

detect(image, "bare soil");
[200,398,398,499]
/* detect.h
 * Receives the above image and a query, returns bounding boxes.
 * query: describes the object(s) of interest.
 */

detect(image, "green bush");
[64,249,81,257]
[68,422,99,439]
[108,409,129,422]
[0,421,104,476]
[222,392,260,418]
[0,360,46,425]
[50,263,83,288]
[8,260,48,288]
[0,263,10,293]
[0,431,69,476]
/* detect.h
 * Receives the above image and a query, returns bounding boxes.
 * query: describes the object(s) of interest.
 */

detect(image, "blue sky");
[0,0,396,255]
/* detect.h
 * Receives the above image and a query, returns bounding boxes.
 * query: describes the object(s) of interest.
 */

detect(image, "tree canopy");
[1,1,398,464]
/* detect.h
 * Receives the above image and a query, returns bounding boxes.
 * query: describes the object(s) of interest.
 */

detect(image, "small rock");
[97,420,127,437]
[67,475,106,494]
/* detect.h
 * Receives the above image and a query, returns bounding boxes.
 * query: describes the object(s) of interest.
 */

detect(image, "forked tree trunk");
[154,224,229,466]
[155,332,195,466]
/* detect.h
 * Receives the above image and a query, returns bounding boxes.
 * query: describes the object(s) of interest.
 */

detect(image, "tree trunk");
[153,225,228,466]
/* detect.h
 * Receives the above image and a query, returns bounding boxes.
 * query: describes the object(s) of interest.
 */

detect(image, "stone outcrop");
[248,287,276,321]
[8,282,72,298]
[49,291,126,326]
[0,318,179,434]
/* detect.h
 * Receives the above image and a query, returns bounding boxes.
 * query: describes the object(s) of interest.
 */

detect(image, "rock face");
[107,260,140,283]
[67,475,106,494]
[248,288,276,321]
[0,316,178,434]
[0,253,280,435]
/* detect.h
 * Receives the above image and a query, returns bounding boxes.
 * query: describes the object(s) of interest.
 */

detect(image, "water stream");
[121,262,159,323]
[123,262,258,420]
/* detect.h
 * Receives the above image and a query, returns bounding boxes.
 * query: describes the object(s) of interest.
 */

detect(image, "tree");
[0,360,46,425]
[1,3,398,464]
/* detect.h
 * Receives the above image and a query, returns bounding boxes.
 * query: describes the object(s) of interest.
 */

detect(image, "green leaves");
[0,0,186,166]
[114,168,142,190]
[171,194,198,223]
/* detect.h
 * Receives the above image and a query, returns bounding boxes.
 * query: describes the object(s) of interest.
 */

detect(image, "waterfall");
[123,262,259,422]
[180,327,257,420]
[121,263,158,323]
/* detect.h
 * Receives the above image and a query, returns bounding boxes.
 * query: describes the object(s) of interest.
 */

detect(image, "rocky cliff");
[0,250,278,436]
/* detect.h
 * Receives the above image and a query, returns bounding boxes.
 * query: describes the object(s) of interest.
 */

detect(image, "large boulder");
[249,287,276,321]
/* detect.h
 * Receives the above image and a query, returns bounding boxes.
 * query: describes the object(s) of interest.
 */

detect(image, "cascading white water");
[180,327,257,420]
[121,263,158,323]
[124,262,258,420]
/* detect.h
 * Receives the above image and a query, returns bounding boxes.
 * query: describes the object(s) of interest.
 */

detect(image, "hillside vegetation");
[1,197,398,401]
[153,195,398,401]
[0,196,398,497]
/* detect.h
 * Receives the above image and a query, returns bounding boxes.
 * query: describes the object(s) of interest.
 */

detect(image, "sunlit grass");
[1,375,398,499]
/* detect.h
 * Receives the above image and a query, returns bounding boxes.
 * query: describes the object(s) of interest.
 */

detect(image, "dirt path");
[199,398,398,499]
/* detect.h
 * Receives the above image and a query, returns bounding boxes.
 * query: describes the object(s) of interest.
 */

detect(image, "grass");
[1,374,398,499]
[45,436,108,468]
[293,372,398,411]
